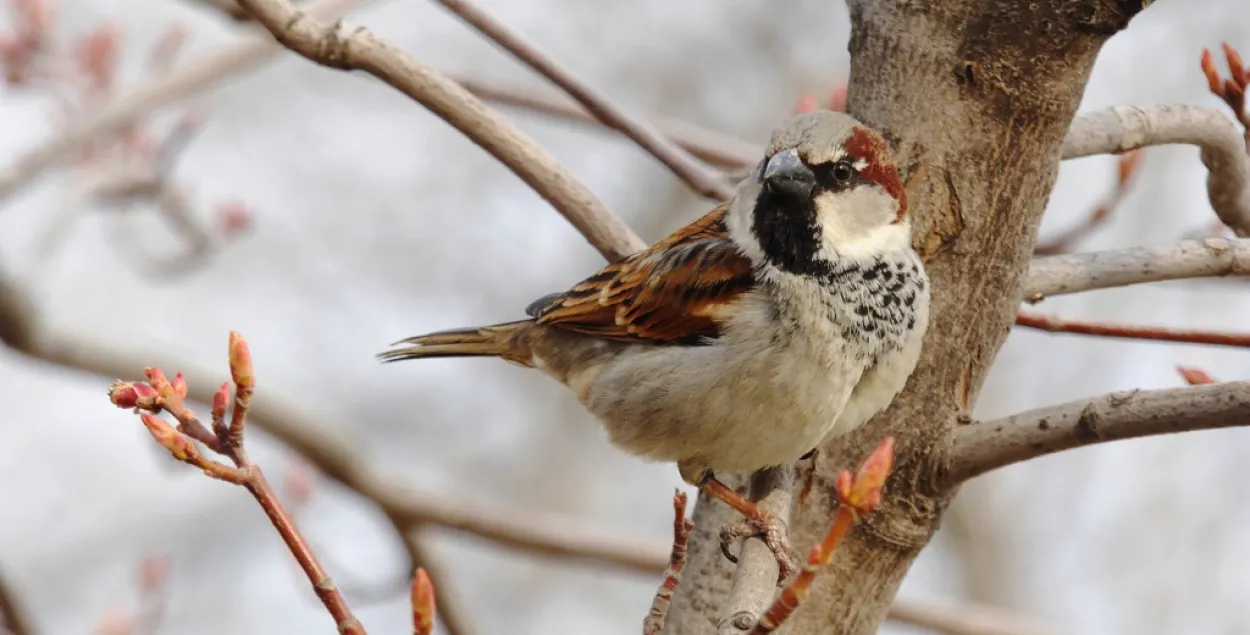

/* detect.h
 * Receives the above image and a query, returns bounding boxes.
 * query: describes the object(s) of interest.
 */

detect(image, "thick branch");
[1023,237,1250,301]
[0,0,371,207]
[948,381,1250,484]
[1063,105,1250,235]
[234,0,644,261]
[432,0,734,200]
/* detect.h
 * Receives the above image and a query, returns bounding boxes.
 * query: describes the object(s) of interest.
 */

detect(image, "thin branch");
[0,0,372,208]
[1023,237,1250,302]
[1015,311,1250,348]
[717,465,793,635]
[235,0,644,262]
[452,76,759,170]
[1062,105,1250,235]
[0,566,32,635]
[947,381,1250,484]
[108,336,366,634]
[430,0,734,201]
[886,598,1064,635]
[1033,149,1144,255]
[644,491,694,635]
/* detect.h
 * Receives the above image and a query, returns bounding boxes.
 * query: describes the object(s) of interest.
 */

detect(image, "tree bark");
[662,1,1154,633]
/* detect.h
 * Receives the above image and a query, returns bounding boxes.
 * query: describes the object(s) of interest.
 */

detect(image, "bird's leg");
[797,447,819,504]
[699,474,798,583]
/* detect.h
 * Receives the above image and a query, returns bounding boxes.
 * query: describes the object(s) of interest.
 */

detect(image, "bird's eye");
[831,161,856,184]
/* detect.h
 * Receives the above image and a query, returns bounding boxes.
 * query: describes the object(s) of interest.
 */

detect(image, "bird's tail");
[377,320,534,366]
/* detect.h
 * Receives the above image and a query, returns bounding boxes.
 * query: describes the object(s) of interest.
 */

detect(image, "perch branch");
[432,0,734,200]
[948,381,1250,484]
[718,465,794,635]
[234,0,644,261]
[746,438,894,635]
[1015,312,1250,348]
[1023,237,1250,302]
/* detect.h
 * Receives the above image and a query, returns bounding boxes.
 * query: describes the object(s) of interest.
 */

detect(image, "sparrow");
[379,109,930,582]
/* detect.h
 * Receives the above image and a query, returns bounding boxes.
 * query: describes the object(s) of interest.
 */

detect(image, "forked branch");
[234,0,645,261]
[107,332,365,634]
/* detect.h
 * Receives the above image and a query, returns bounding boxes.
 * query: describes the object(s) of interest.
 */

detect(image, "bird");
[379,109,930,582]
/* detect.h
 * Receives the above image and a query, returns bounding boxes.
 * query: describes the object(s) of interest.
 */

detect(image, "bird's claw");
[717,511,798,585]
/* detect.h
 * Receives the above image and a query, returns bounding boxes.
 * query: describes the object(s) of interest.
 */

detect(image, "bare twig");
[1034,149,1144,255]
[1023,237,1250,302]
[431,0,734,201]
[235,0,644,261]
[1015,311,1250,348]
[108,334,365,634]
[718,466,793,635]
[644,491,694,635]
[886,598,1064,635]
[0,0,372,207]
[1063,105,1250,235]
[0,566,32,635]
[452,77,760,169]
[948,381,1250,484]
[746,438,894,635]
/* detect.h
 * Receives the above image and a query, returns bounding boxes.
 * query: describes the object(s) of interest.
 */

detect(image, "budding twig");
[108,331,365,635]
[1034,149,1144,255]
[1015,311,1250,348]
[644,490,695,635]
[746,437,895,635]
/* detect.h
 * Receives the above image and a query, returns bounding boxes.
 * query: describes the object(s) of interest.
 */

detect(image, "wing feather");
[528,204,755,343]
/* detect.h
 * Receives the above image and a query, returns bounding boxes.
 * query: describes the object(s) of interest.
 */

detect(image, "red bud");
[171,372,188,399]
[411,568,436,635]
[228,331,254,390]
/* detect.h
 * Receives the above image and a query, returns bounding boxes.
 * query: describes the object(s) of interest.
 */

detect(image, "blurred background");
[1,0,1248,633]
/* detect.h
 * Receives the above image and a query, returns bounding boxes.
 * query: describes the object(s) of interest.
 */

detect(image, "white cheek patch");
[812,188,909,259]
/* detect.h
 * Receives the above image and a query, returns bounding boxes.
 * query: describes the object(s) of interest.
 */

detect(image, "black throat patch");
[750,188,827,278]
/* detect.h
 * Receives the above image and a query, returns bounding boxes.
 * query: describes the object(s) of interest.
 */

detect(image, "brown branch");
[234,0,644,262]
[1023,237,1250,302]
[108,334,365,634]
[452,77,760,170]
[1063,105,1250,235]
[947,381,1250,484]
[430,0,734,201]
[1015,311,1250,348]
[747,438,894,635]
[644,491,694,635]
[0,0,372,208]
[886,598,1064,635]
[716,466,794,635]
[0,566,32,635]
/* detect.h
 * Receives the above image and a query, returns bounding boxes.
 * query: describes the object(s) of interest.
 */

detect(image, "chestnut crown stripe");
[842,126,907,223]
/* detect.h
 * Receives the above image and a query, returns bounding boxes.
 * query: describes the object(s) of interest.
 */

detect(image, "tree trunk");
[662,1,1153,633]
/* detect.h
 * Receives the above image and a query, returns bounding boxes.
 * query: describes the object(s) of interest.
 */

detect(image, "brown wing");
[527,204,756,343]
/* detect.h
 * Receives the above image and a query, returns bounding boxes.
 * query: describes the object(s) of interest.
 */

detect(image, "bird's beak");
[762,148,816,199]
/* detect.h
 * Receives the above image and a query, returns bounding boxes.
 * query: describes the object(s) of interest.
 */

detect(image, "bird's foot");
[718,510,798,584]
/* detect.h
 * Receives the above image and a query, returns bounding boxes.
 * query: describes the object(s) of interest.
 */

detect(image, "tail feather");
[378,320,533,366]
